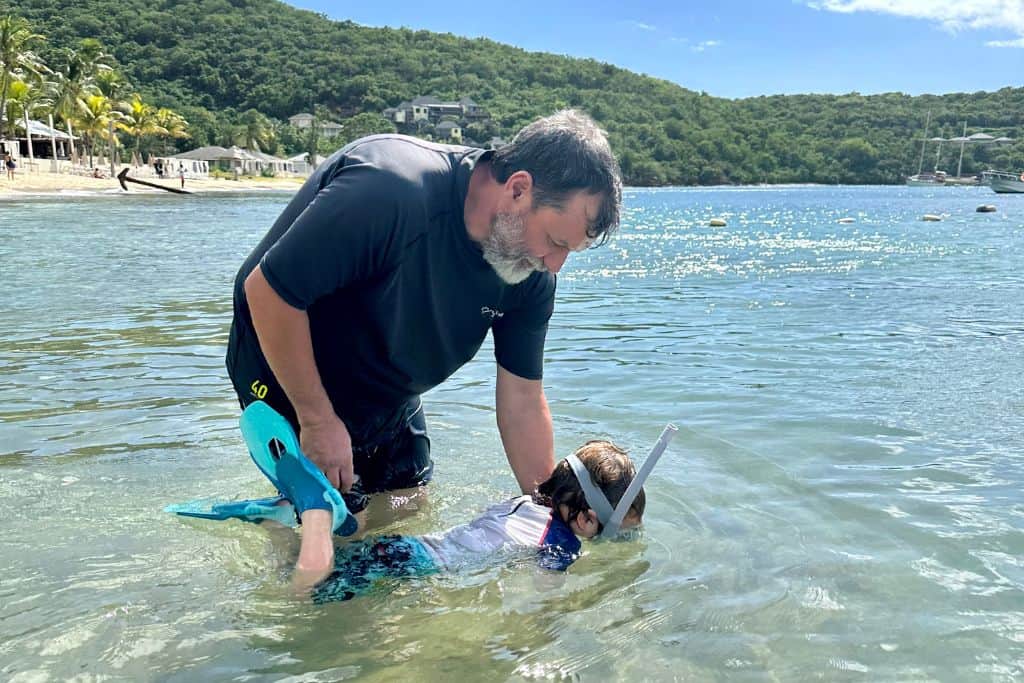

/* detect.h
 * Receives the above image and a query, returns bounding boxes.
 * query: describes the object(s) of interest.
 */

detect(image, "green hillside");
[6,0,1024,184]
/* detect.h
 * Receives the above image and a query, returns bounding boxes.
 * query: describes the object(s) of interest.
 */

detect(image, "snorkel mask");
[566,424,677,538]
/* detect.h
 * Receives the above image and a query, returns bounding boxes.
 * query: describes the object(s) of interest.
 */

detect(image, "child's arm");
[293,509,335,590]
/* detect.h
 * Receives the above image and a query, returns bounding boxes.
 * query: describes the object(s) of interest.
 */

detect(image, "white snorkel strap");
[566,424,678,538]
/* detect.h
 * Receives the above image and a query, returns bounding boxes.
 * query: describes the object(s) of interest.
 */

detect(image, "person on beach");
[5,154,15,180]
[302,439,645,602]
[226,109,622,514]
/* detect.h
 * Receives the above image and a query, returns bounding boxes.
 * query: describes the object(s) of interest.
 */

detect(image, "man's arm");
[495,364,555,493]
[244,264,355,491]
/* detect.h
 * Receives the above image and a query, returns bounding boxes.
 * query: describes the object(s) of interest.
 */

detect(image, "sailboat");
[906,112,947,186]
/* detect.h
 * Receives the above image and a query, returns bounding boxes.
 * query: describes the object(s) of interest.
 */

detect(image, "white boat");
[981,170,1024,194]
[907,170,947,186]
[907,118,1013,188]
[906,112,950,186]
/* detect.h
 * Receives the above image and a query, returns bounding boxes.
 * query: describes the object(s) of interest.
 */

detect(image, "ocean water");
[2,185,1023,681]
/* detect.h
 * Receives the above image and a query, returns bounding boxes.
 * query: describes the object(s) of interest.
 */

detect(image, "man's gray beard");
[481,211,545,285]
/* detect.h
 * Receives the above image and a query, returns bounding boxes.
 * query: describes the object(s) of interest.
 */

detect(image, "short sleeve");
[259,163,415,309]
[491,274,556,380]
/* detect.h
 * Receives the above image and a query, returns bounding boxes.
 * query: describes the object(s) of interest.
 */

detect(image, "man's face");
[482,190,602,285]
[481,210,544,285]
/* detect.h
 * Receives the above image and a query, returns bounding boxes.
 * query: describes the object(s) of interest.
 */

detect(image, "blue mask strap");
[566,453,614,525]
[603,424,677,537]
[565,424,678,538]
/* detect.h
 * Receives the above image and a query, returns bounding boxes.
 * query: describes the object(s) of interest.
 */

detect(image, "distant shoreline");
[0,173,305,198]
[2,175,1000,200]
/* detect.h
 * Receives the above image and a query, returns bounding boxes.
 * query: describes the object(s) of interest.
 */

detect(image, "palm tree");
[236,108,276,152]
[118,94,164,162]
[77,93,124,168]
[154,107,189,153]
[5,75,53,167]
[0,15,48,139]
[93,68,129,172]
[51,40,115,164]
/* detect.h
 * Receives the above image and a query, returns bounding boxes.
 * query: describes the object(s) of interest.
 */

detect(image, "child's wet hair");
[534,440,645,529]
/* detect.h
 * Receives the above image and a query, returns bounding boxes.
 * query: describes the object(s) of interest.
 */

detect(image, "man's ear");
[505,170,533,202]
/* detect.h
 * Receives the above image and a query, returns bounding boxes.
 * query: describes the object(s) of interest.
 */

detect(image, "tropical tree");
[51,40,116,163]
[5,74,56,168]
[236,108,276,151]
[335,112,396,146]
[0,15,47,138]
[2,77,27,128]
[76,93,124,168]
[93,68,130,170]
[154,107,189,153]
[118,93,164,162]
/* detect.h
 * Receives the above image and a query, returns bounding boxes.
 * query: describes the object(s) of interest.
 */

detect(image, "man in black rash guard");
[226,109,622,532]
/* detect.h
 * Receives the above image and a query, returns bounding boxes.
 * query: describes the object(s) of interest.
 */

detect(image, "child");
[169,402,671,603]
[304,439,644,603]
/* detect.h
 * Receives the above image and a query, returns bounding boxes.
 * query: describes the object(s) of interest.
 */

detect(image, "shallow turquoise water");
[2,185,1023,680]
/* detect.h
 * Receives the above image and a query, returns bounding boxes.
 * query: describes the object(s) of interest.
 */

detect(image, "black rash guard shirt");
[228,135,555,427]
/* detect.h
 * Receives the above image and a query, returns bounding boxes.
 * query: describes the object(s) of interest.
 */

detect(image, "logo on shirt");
[480,306,504,321]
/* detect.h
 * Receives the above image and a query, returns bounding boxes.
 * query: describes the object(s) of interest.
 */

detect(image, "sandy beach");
[0,170,305,197]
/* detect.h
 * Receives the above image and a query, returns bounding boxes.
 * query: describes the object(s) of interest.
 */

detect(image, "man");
[226,108,622,516]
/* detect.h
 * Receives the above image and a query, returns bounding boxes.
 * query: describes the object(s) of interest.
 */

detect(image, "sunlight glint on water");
[1,186,1023,680]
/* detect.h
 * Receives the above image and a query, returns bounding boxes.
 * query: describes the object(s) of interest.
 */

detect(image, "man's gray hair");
[490,109,622,245]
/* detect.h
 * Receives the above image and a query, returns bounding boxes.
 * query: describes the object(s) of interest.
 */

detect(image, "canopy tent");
[172,145,248,162]
[1,116,78,140]
[169,145,293,175]
[20,118,77,140]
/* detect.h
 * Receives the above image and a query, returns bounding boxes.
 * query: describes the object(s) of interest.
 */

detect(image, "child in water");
[301,439,644,603]
[170,401,664,603]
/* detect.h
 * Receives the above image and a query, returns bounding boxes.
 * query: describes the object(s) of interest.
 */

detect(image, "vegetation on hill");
[3,0,1023,184]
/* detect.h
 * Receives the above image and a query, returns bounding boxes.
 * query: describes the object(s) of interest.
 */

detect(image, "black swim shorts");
[226,333,434,512]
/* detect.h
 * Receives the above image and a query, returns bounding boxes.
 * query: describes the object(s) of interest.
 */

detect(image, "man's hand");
[244,265,353,490]
[298,411,355,492]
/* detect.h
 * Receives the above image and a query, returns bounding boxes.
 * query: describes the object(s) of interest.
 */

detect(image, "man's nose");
[542,247,569,274]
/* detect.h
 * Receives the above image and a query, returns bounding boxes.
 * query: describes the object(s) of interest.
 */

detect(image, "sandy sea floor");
[0,170,304,197]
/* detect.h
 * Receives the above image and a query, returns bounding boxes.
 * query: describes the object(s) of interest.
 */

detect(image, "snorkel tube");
[566,424,678,538]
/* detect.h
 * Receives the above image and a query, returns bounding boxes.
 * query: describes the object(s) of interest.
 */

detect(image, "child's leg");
[292,508,335,590]
[311,535,438,604]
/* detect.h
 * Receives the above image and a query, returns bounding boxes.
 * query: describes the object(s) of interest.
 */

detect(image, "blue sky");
[285,0,1024,99]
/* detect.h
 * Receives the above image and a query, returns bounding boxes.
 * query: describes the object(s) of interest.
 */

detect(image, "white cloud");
[987,36,1024,47]
[691,40,722,53]
[807,0,1024,48]
[622,20,657,32]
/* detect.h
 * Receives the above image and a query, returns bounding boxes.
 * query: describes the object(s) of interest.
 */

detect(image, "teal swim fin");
[165,495,297,526]
[239,401,358,536]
